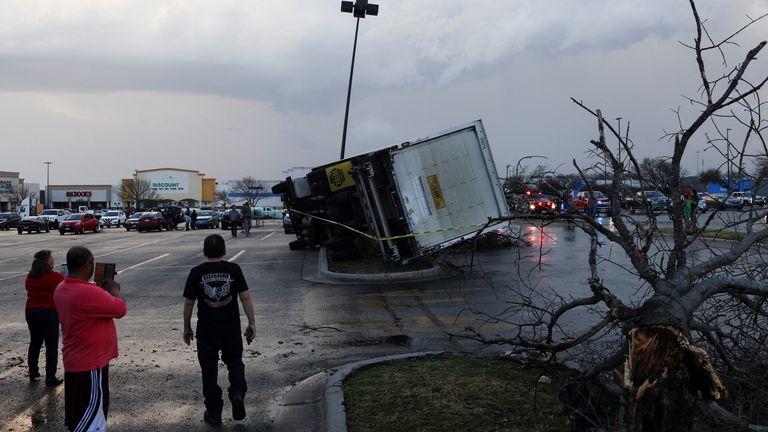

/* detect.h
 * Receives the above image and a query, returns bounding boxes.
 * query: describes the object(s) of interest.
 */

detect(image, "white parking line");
[4,384,65,431]
[0,257,17,263]
[230,250,246,262]
[118,253,170,273]
[94,233,184,258]
[0,272,26,281]
[260,232,276,241]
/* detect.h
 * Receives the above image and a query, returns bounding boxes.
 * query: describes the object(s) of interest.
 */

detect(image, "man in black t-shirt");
[182,234,256,425]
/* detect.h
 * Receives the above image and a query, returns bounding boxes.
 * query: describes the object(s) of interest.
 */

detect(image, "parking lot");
[0,220,525,431]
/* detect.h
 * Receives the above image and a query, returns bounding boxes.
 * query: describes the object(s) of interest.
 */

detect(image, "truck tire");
[289,239,306,250]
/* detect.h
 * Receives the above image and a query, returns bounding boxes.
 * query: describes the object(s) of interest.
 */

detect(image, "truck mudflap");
[273,120,510,263]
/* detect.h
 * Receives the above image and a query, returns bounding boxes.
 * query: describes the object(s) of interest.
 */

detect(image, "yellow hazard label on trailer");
[326,161,356,192]
[427,175,446,209]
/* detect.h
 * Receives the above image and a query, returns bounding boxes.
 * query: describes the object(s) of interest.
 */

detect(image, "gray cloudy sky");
[2,0,767,186]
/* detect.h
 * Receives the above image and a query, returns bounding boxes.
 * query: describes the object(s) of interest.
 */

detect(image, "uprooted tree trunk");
[463,1,768,431]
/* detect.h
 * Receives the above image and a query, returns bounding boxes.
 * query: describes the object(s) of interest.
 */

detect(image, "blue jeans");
[26,308,60,380]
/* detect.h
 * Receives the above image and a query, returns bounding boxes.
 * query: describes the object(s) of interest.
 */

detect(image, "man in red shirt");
[54,246,126,432]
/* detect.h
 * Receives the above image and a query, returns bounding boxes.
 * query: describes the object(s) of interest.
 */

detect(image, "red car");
[59,213,100,235]
[137,212,169,232]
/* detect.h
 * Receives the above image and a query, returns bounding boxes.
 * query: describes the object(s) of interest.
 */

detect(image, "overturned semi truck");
[271,120,510,264]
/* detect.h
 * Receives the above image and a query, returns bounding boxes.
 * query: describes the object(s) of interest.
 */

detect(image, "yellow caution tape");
[287,208,490,242]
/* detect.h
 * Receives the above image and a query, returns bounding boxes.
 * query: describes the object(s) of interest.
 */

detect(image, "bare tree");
[113,178,159,210]
[233,176,264,206]
[465,3,768,430]
[698,168,722,185]
[215,189,229,208]
[10,182,34,205]
[638,158,685,194]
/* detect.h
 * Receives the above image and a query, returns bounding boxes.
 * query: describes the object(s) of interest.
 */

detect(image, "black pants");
[230,221,239,237]
[25,308,59,380]
[196,328,246,415]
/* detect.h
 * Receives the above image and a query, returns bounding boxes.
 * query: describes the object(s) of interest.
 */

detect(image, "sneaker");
[45,377,64,387]
[231,397,246,421]
[29,371,41,382]
[203,410,222,425]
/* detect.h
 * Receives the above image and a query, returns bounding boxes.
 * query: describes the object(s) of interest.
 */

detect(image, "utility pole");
[339,0,379,160]
[44,161,52,208]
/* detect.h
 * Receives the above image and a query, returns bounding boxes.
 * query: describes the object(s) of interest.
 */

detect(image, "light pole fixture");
[339,0,379,160]
[44,161,52,208]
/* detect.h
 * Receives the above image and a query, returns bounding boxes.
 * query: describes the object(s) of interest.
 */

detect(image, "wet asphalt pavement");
[0,214,758,430]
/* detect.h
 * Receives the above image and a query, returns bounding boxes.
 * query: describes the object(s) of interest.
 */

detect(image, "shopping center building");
[120,168,216,208]
[47,185,114,210]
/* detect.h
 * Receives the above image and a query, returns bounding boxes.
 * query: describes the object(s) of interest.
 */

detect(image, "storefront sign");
[52,189,108,202]
[143,171,190,193]
[66,191,93,198]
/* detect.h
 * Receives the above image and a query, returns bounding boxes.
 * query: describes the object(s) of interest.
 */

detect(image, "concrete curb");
[317,246,459,284]
[323,351,446,432]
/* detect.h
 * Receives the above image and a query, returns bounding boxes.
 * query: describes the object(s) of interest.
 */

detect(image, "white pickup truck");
[39,209,70,229]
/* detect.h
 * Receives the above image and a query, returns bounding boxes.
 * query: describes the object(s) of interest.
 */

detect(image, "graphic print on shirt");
[200,273,234,308]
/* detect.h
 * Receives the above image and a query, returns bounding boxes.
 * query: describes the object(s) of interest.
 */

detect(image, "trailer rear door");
[390,120,509,254]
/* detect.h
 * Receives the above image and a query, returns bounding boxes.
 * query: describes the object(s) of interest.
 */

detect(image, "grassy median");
[342,356,586,432]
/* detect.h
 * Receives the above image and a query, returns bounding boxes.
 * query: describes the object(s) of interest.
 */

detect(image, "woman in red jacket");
[25,250,64,386]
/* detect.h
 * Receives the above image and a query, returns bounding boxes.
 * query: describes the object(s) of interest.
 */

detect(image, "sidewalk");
[276,249,457,431]
[273,352,443,432]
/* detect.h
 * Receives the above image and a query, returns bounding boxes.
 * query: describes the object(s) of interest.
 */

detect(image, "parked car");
[17,216,50,234]
[527,194,557,214]
[221,209,242,231]
[574,191,611,215]
[59,213,100,235]
[124,212,145,231]
[728,191,751,207]
[100,210,126,227]
[724,193,746,210]
[753,194,765,206]
[628,191,672,213]
[39,209,69,229]
[194,210,220,229]
[0,212,22,230]
[137,212,168,232]
[283,212,294,234]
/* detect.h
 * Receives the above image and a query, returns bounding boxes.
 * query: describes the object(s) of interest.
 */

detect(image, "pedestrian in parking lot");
[182,234,257,425]
[24,250,65,386]
[54,246,126,432]
[241,202,252,237]
[191,209,198,230]
[228,205,240,237]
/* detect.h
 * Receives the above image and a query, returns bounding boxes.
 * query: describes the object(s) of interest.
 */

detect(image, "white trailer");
[273,120,510,263]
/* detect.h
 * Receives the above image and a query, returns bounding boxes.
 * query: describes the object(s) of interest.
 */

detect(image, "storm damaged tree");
[465,2,768,431]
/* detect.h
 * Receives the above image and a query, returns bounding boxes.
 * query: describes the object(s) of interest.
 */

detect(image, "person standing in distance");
[240,202,252,237]
[24,250,65,386]
[228,205,241,237]
[54,246,126,431]
[183,234,256,425]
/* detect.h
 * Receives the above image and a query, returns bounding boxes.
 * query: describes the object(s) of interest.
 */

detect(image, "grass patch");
[343,356,592,432]
[658,227,767,243]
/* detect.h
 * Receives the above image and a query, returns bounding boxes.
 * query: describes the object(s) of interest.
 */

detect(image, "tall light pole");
[44,161,52,208]
[726,128,732,190]
[616,117,623,173]
[339,0,379,160]
[696,151,700,177]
